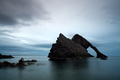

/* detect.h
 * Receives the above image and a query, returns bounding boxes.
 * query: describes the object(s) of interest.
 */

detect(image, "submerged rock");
[48,33,108,60]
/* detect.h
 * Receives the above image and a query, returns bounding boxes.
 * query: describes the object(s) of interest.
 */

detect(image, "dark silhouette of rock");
[72,34,90,49]
[48,33,107,60]
[0,61,16,67]
[101,57,107,60]
[16,63,27,66]
[16,59,37,66]
[0,53,14,59]
[72,34,108,58]
[0,59,37,68]
[48,33,94,60]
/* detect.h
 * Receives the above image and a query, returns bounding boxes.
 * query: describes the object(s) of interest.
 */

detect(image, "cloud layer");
[0,0,120,56]
[0,0,49,27]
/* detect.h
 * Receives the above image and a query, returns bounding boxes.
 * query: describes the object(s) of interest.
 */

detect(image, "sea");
[0,56,120,80]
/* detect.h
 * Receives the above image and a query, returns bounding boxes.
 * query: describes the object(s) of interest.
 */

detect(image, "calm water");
[0,56,120,80]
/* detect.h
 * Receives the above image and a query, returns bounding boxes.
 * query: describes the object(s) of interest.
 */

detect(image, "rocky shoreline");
[0,60,37,68]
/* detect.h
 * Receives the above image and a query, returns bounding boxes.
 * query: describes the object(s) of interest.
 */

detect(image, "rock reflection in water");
[49,59,89,80]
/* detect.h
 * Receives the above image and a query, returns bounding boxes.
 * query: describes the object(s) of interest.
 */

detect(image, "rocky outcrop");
[48,33,93,60]
[0,60,37,68]
[48,33,107,60]
[0,61,16,67]
[0,53,14,59]
[72,34,90,49]
[72,34,108,59]
[16,62,27,66]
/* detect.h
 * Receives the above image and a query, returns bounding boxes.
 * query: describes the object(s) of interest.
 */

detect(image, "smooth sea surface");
[0,56,120,80]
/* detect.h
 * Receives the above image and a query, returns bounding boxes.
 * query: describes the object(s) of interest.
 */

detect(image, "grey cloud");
[0,37,17,46]
[0,29,18,41]
[0,0,49,27]
[87,41,120,56]
[0,45,48,55]
[0,45,40,52]
[90,42,103,47]
[0,13,17,26]
[103,0,120,24]
[99,41,120,56]
[0,29,14,34]
[30,44,52,48]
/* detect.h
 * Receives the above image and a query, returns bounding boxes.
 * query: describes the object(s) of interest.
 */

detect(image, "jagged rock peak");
[72,34,82,38]
[48,33,93,60]
[59,33,66,38]
[57,33,68,40]
[57,33,70,41]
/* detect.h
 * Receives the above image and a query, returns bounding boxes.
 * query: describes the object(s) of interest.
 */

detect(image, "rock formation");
[0,61,16,67]
[48,33,107,60]
[0,53,14,59]
[72,34,108,58]
[0,60,37,68]
[48,33,94,60]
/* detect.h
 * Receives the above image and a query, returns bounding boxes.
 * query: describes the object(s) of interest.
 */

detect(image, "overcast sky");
[0,0,120,56]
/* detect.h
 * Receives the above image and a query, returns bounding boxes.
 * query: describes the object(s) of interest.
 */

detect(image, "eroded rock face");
[48,33,108,60]
[72,34,108,59]
[72,34,90,49]
[48,33,93,60]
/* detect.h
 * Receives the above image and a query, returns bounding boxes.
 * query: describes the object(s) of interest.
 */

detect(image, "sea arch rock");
[72,34,108,58]
[48,33,94,60]
[48,33,108,60]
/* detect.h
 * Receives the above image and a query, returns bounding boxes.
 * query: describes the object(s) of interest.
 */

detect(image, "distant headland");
[0,53,14,59]
[48,33,108,60]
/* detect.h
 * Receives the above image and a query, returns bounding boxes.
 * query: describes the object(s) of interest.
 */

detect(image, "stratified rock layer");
[48,33,93,60]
